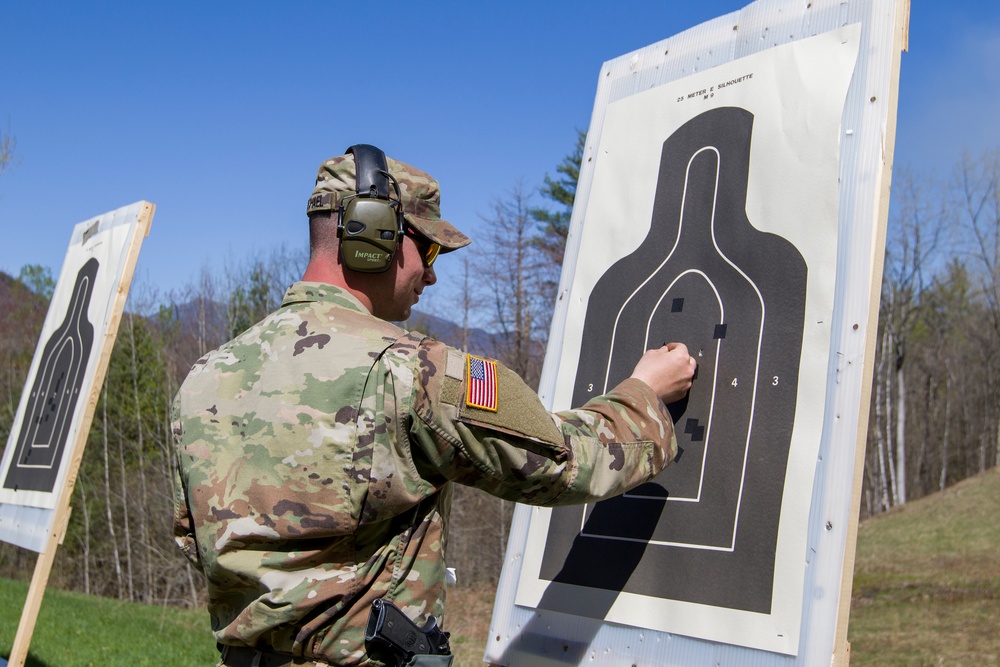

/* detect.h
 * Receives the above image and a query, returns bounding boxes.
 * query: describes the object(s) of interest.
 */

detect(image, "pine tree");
[530,129,585,266]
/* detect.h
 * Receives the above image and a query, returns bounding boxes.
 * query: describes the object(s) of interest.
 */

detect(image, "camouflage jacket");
[172,282,677,665]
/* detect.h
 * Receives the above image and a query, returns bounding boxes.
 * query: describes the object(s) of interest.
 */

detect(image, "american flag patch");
[466,355,498,412]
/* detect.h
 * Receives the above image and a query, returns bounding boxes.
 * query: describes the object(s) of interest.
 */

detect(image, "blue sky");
[1,1,999,310]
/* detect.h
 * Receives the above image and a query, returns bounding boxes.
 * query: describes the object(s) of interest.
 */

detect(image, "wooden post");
[830,2,910,665]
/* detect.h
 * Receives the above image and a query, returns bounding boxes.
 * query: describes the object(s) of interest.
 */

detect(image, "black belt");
[219,645,330,667]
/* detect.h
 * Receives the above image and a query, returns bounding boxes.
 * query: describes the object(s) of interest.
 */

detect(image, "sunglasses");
[403,225,441,268]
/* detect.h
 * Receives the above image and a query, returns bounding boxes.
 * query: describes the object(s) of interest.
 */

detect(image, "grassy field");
[0,578,218,666]
[2,467,997,665]
[0,575,498,666]
[848,466,1000,666]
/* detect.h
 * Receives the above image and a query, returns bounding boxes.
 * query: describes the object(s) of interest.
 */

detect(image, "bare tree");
[879,169,947,505]
[915,260,973,494]
[962,150,1000,323]
[474,183,553,388]
[960,150,1000,471]
[872,316,893,511]
[0,117,16,179]
[438,184,567,583]
[860,150,1000,520]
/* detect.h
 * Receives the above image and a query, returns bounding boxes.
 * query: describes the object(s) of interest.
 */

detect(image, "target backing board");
[0,201,153,553]
[488,0,907,664]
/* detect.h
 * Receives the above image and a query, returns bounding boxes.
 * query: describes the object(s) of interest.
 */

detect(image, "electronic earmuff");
[338,144,405,273]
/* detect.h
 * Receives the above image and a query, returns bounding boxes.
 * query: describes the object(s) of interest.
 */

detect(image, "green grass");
[0,580,218,666]
[849,466,1000,666]
[3,468,997,666]
[0,575,497,666]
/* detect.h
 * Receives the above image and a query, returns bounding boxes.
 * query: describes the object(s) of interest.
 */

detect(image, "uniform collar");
[281,282,371,315]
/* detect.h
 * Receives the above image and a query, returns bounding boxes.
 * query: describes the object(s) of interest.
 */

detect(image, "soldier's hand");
[629,342,696,404]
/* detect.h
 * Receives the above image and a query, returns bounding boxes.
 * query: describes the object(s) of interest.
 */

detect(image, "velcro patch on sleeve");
[458,360,565,448]
[445,349,465,380]
[466,355,498,412]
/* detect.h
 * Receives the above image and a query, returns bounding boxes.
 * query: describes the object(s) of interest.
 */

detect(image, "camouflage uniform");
[172,282,677,665]
[172,149,678,665]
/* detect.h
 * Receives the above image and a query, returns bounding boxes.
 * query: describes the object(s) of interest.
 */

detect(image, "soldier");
[172,144,696,667]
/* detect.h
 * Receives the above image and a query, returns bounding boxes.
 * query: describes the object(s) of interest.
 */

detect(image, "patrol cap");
[306,152,472,252]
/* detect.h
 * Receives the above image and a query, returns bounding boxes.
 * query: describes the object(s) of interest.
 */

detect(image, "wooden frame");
[487,0,909,663]
[0,201,154,667]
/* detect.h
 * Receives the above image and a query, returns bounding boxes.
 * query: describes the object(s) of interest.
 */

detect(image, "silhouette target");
[541,108,808,613]
[3,257,99,494]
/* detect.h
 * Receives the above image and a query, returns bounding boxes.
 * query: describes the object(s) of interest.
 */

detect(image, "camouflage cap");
[306,152,471,252]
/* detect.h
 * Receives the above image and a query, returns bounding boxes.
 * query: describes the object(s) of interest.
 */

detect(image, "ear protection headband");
[338,144,405,273]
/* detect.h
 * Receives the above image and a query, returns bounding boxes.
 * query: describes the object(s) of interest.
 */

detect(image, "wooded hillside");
[0,144,998,608]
